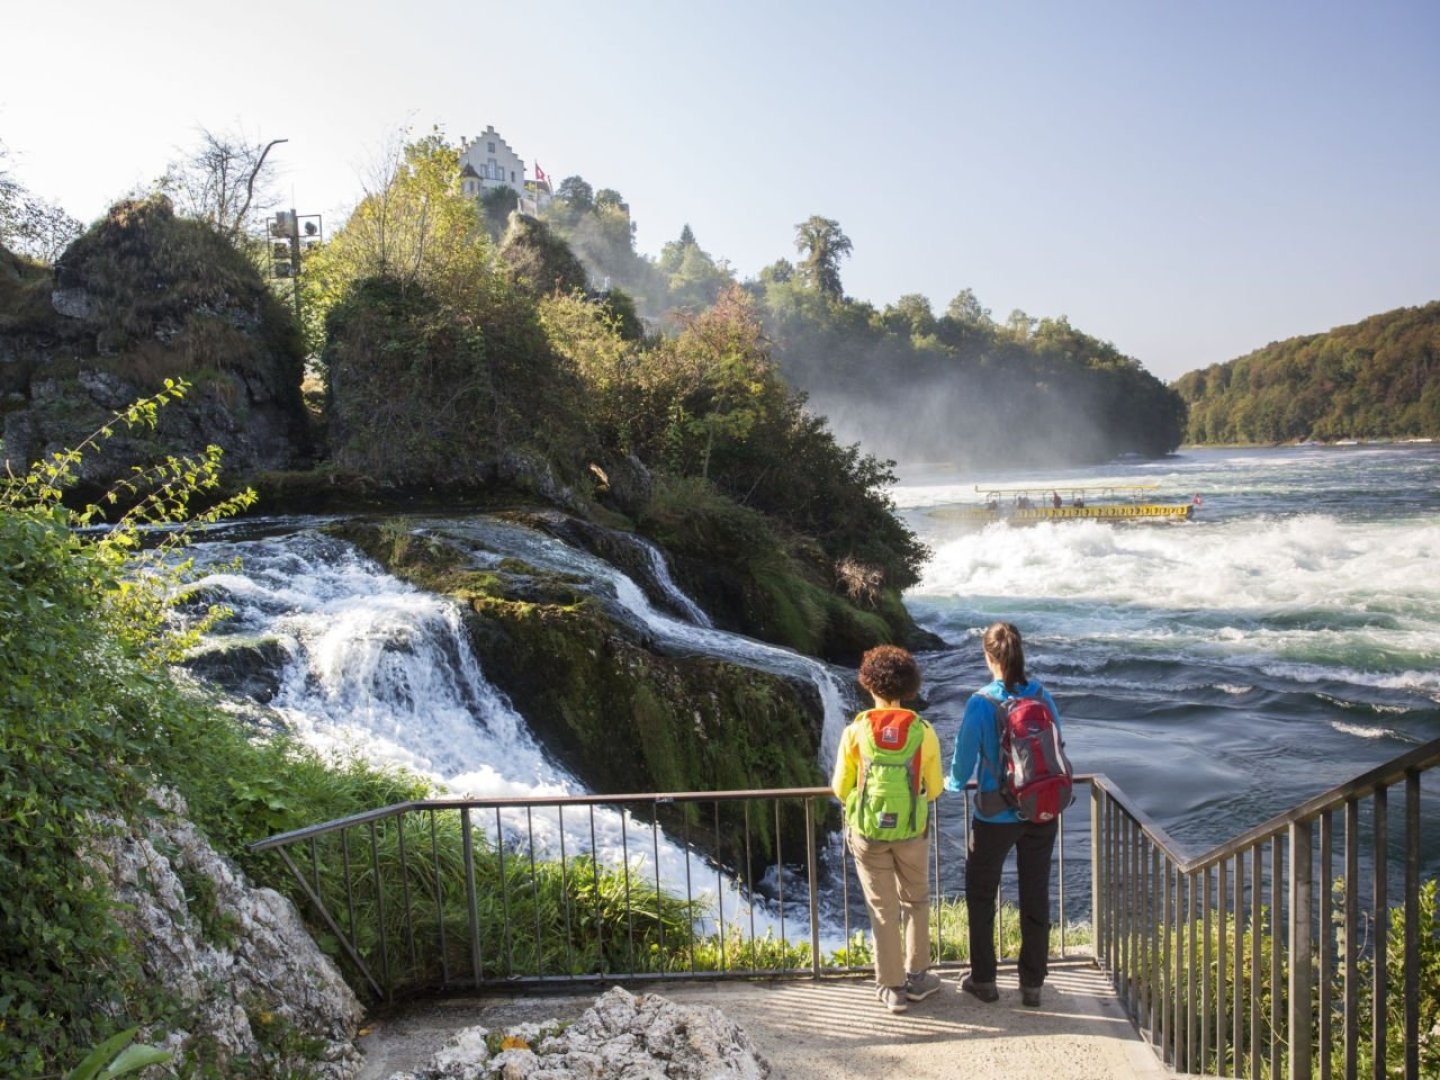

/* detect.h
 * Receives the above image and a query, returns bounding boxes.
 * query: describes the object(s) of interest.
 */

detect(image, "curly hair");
[857,645,921,702]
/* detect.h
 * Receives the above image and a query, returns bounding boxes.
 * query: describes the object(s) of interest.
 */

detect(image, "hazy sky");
[4,0,1437,381]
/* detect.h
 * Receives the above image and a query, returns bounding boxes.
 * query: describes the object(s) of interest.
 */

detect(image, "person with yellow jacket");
[831,645,944,1013]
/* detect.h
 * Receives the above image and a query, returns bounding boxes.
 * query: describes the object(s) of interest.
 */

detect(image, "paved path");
[357,960,1175,1079]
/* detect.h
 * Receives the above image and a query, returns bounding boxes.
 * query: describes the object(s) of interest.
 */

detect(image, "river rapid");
[895,443,1440,866]
[181,443,1440,924]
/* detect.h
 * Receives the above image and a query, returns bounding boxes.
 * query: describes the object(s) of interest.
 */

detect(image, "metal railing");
[247,784,1083,999]
[251,738,1438,1078]
[1091,736,1440,1079]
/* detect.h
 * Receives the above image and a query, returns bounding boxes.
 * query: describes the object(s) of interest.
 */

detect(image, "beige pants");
[848,830,932,988]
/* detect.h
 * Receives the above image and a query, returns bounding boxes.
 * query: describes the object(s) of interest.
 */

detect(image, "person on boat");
[1017,495,1032,509]
[947,622,1063,1008]
[1072,495,1085,508]
[1051,491,1062,509]
[832,646,944,1013]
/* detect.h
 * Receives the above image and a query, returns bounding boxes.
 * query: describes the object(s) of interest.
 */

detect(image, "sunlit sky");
[5,0,1438,381]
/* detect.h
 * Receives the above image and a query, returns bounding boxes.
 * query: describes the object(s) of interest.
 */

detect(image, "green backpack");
[845,709,930,841]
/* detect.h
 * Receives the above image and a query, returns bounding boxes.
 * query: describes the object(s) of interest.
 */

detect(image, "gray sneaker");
[877,984,910,1013]
[905,970,943,1001]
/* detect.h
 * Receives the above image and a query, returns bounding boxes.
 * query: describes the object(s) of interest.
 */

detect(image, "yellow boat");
[933,484,1197,525]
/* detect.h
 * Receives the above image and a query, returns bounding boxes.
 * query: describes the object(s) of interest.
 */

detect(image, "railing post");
[806,798,821,977]
[1405,770,1421,1080]
[1288,817,1314,1079]
[1373,787,1388,1080]
[461,807,482,987]
[1091,782,1105,968]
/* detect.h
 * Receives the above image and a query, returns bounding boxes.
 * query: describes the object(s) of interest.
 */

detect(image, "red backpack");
[977,691,1074,823]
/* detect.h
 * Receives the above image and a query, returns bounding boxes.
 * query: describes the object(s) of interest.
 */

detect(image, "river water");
[894,443,1440,868]
[182,443,1440,926]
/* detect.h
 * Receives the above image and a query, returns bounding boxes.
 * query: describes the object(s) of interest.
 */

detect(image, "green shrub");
[0,383,426,1075]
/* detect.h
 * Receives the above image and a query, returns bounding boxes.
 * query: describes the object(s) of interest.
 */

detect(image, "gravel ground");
[356,959,1176,1079]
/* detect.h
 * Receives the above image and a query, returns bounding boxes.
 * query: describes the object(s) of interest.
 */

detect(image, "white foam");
[188,530,836,945]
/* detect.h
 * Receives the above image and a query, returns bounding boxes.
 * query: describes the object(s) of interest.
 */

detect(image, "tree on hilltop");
[0,140,82,263]
[946,287,992,327]
[794,215,852,300]
[555,175,594,213]
[159,126,286,242]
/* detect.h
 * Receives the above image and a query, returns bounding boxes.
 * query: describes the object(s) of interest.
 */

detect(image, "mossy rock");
[331,517,832,874]
[1,197,312,490]
[180,636,289,704]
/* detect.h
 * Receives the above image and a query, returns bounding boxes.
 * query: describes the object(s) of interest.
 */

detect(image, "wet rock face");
[180,635,290,703]
[385,986,769,1080]
[87,790,364,1078]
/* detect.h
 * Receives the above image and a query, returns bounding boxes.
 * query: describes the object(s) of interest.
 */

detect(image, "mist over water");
[177,444,1438,922]
[805,381,1115,470]
[894,445,1440,861]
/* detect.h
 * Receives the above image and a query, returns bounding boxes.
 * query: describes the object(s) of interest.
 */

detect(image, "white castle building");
[458,126,551,215]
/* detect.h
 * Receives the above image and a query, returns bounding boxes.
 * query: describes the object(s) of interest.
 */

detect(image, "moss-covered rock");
[329,518,833,873]
[637,476,943,663]
[0,197,312,492]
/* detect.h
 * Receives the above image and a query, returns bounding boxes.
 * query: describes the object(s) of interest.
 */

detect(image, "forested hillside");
[1174,301,1440,444]
[537,185,1187,466]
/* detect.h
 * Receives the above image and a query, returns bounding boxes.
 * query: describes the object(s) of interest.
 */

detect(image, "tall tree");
[793,215,852,300]
[304,131,494,328]
[159,127,286,241]
[946,287,992,326]
[555,175,594,213]
[0,141,82,262]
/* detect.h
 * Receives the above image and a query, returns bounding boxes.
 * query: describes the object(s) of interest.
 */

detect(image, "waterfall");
[623,532,714,628]
[421,516,855,765]
[184,520,854,940]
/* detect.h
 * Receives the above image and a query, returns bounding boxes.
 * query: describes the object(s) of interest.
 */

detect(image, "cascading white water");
[185,523,852,941]
[421,516,856,766]
[622,533,714,629]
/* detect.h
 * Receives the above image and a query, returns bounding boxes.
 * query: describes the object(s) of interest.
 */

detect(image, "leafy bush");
[0,384,425,1075]
[0,381,259,1071]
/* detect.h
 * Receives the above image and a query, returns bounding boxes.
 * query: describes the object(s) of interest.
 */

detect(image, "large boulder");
[0,197,312,492]
[87,789,364,1078]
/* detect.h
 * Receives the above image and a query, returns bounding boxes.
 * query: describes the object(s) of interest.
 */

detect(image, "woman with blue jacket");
[946,622,1062,1008]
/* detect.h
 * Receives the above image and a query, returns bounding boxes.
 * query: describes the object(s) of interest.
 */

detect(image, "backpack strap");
[905,730,925,833]
[976,693,1007,790]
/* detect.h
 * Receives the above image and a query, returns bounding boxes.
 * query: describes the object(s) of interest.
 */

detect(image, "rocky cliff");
[88,790,364,1077]
[0,197,311,497]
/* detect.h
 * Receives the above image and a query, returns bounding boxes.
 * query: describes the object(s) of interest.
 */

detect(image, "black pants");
[965,816,1059,988]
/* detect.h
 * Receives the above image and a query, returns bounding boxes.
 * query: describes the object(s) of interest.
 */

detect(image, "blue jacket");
[945,677,1062,823]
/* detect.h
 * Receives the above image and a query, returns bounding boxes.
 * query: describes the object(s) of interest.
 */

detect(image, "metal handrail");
[1090,736,1440,875]
[1090,735,1439,1079]
[250,741,1439,1079]
[248,786,842,851]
